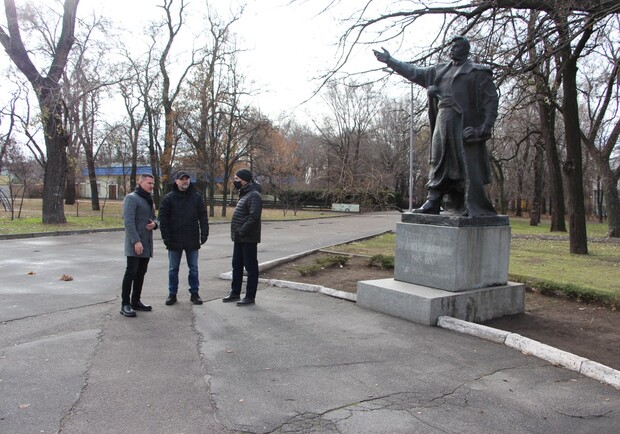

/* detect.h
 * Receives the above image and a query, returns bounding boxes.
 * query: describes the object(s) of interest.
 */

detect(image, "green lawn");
[0,198,342,235]
[329,216,620,307]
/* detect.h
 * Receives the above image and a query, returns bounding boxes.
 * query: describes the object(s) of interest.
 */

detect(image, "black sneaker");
[190,293,203,305]
[165,294,177,305]
[120,304,136,317]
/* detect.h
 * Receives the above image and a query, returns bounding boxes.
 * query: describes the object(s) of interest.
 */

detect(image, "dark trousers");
[121,256,150,305]
[231,242,259,300]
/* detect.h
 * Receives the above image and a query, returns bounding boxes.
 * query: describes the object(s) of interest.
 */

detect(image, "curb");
[219,270,356,302]
[0,227,124,240]
[437,316,620,390]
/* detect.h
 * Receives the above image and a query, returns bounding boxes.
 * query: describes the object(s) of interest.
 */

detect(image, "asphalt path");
[1,212,618,433]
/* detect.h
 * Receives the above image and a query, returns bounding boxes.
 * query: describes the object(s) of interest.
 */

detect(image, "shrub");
[367,254,394,269]
[315,255,349,268]
[296,254,350,277]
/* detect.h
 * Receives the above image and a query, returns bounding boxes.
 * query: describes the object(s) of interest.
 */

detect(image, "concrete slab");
[357,278,524,325]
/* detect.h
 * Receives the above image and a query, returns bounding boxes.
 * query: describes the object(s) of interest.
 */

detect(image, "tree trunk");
[537,100,566,232]
[603,171,620,237]
[65,170,76,205]
[530,144,544,226]
[561,57,589,254]
[41,112,68,224]
[595,176,603,223]
[516,162,524,217]
[82,140,100,210]
[64,147,77,205]
[490,159,508,214]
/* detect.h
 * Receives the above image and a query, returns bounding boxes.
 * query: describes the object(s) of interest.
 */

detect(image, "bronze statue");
[374,36,499,217]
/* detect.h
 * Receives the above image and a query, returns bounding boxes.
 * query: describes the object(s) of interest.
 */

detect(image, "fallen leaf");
[27,271,36,275]
[59,274,73,281]
[19,403,30,409]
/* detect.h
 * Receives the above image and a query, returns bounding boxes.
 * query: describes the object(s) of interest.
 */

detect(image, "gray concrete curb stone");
[438,315,620,390]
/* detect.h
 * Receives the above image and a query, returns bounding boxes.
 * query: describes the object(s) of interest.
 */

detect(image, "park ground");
[2,201,619,370]
[260,250,620,371]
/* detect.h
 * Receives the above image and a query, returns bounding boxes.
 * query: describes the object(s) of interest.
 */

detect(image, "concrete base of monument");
[395,217,511,292]
[357,278,524,326]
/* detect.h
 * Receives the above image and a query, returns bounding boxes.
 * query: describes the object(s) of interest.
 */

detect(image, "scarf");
[135,185,153,207]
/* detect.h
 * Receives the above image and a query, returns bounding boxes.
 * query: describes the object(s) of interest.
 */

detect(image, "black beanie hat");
[235,168,253,183]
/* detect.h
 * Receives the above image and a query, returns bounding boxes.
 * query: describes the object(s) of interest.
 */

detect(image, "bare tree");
[0,0,81,224]
[579,31,620,237]
[4,143,41,219]
[280,121,326,189]
[62,11,114,208]
[252,124,303,214]
[157,0,201,189]
[315,81,379,189]
[369,95,428,206]
[0,86,21,173]
[120,37,164,203]
[175,9,243,217]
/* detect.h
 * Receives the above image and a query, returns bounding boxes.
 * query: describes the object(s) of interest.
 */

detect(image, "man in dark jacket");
[159,171,209,306]
[374,36,499,217]
[222,168,262,306]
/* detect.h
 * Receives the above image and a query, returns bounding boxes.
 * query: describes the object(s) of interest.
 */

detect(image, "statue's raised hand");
[373,47,391,64]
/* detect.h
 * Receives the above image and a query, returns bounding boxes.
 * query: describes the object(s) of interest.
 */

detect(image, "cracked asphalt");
[1,212,618,433]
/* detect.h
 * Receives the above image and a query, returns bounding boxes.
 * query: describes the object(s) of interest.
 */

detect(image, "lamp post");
[408,83,415,213]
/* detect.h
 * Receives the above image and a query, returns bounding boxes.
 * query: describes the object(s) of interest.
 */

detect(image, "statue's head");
[449,36,470,62]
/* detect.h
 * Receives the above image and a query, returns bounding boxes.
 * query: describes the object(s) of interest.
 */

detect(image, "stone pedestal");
[357,213,524,325]
[395,215,510,291]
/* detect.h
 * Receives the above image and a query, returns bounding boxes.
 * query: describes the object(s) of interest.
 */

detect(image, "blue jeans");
[168,249,199,295]
[231,242,259,300]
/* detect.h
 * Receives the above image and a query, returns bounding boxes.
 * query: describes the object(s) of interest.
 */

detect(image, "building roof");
[81,166,155,176]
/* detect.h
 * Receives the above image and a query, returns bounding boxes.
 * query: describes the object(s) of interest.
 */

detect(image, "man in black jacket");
[159,171,209,306]
[223,168,262,306]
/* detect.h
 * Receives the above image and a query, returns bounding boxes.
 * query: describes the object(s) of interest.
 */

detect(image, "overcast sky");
[81,0,377,123]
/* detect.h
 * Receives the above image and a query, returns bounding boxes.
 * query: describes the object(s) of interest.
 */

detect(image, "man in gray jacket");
[121,173,158,317]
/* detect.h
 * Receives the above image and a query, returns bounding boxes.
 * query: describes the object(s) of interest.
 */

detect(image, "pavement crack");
[555,410,613,419]
[1,298,116,324]
[58,308,109,433]
[267,411,341,433]
[430,365,522,404]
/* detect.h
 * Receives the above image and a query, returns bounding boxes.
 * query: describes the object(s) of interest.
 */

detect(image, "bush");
[296,254,350,276]
[367,254,394,269]
[315,255,349,267]
[297,264,322,276]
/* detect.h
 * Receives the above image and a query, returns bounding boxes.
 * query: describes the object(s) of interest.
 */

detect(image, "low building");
[79,165,155,200]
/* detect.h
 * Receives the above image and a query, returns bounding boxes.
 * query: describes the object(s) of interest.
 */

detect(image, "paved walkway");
[1,212,618,433]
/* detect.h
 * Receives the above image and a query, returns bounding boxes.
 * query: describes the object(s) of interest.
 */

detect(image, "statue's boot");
[412,199,441,214]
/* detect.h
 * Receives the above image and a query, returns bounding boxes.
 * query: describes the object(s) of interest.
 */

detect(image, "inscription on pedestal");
[395,219,510,292]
